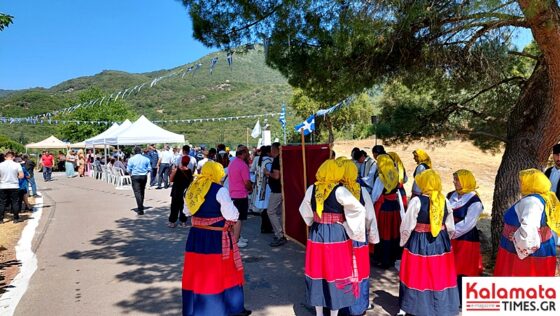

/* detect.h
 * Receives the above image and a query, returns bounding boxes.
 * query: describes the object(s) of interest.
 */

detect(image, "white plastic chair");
[116,168,131,187]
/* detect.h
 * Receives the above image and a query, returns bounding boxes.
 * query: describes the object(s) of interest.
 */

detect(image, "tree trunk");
[491,1,560,259]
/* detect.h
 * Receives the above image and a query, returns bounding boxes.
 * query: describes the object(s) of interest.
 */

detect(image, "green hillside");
[0,47,295,147]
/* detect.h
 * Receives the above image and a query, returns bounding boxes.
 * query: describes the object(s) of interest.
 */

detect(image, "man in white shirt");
[156,145,175,189]
[0,151,24,223]
[545,144,560,199]
[176,145,197,173]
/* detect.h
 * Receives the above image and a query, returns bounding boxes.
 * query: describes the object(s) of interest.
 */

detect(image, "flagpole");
[301,130,307,192]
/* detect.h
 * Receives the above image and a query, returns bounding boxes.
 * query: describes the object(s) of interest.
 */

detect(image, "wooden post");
[246,127,249,148]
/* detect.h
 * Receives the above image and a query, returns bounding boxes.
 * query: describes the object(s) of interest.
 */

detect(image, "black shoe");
[269,237,287,247]
[155,187,162,190]
[232,309,252,316]
[13,218,22,223]
[137,210,144,215]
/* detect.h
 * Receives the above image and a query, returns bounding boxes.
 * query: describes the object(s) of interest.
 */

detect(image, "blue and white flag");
[294,114,315,136]
[278,103,286,129]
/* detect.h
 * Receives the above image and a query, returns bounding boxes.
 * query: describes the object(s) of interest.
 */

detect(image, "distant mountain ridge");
[0,47,294,145]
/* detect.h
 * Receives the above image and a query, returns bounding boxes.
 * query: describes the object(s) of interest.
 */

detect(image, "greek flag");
[294,114,315,136]
[278,104,286,129]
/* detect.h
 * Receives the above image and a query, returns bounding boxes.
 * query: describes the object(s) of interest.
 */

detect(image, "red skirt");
[451,239,483,276]
[494,247,556,276]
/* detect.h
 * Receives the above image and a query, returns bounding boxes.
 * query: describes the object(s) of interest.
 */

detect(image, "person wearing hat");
[182,161,251,316]
[398,169,459,316]
[299,159,366,316]
[494,169,559,276]
[544,144,560,200]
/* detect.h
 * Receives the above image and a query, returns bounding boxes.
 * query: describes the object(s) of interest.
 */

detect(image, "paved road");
[14,174,400,315]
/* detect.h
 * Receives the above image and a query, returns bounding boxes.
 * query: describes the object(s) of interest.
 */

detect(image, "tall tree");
[182,0,560,256]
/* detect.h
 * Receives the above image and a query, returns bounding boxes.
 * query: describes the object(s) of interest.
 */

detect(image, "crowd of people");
[3,140,560,315]
[176,142,560,316]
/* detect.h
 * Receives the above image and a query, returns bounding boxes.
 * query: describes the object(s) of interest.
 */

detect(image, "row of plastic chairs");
[93,165,131,187]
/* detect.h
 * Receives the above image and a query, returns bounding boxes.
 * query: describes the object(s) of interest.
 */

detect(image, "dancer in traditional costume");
[339,159,379,316]
[398,169,459,316]
[388,152,408,209]
[494,169,560,276]
[370,154,403,269]
[299,159,366,316]
[411,149,431,198]
[182,161,251,316]
[447,169,483,304]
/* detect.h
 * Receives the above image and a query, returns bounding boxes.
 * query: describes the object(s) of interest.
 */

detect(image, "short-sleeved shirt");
[41,154,54,167]
[0,160,23,189]
[268,156,282,193]
[228,157,250,199]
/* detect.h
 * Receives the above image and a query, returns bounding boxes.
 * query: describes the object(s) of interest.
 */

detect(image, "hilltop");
[0,47,293,145]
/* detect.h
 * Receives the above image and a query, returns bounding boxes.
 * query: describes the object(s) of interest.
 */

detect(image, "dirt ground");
[0,211,32,294]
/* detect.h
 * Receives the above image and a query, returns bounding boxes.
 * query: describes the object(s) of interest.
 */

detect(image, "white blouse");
[182,187,239,221]
[361,187,380,244]
[447,191,483,239]
[511,196,545,260]
[400,196,455,247]
[299,185,366,242]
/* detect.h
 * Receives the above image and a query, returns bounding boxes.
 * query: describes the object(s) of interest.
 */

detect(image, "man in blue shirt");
[127,146,151,215]
[144,144,159,187]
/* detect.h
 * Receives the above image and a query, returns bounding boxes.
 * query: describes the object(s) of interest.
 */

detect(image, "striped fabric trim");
[502,223,552,242]
[192,216,242,271]
[414,223,445,233]
[313,212,345,224]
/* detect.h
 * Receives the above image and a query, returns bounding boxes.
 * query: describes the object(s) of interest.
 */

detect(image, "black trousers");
[0,189,20,220]
[169,193,188,223]
[131,175,147,211]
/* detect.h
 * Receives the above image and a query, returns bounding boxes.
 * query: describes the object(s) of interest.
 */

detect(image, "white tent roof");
[69,141,108,149]
[85,120,131,146]
[109,115,185,145]
[25,135,69,149]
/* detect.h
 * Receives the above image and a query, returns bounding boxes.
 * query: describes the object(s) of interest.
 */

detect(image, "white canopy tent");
[85,121,131,146]
[25,135,69,149]
[107,115,185,145]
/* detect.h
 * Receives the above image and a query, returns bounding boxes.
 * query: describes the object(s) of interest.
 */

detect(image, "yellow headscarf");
[314,159,345,218]
[454,169,478,195]
[519,168,560,235]
[340,159,361,200]
[185,161,225,215]
[413,149,432,169]
[388,152,405,184]
[377,154,399,192]
[415,169,446,237]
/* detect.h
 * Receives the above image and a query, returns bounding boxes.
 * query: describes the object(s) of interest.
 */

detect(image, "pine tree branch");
[508,51,540,60]
[457,129,508,142]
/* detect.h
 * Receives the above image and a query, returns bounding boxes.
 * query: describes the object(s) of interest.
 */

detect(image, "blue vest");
[417,195,449,225]
[311,184,344,214]
[196,183,224,220]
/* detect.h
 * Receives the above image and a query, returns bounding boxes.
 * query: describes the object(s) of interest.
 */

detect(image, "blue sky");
[0,0,214,90]
[0,1,534,90]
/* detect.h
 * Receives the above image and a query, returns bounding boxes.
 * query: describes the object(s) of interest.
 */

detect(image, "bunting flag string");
[15,52,234,122]
[0,112,282,126]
